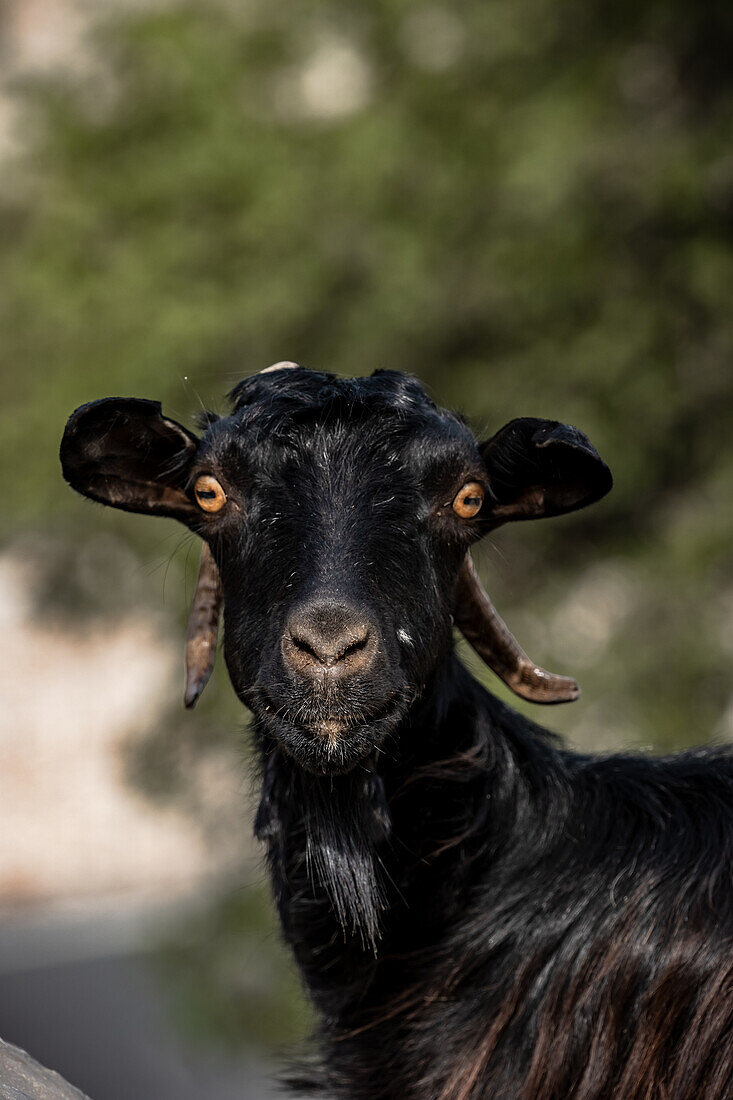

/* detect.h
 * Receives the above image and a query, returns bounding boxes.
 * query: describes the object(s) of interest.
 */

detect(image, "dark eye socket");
[452,481,485,519]
[194,474,227,514]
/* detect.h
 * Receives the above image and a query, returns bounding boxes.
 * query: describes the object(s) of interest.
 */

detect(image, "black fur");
[61,368,733,1098]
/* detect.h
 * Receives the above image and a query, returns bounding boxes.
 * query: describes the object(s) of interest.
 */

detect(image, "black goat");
[61,366,733,1100]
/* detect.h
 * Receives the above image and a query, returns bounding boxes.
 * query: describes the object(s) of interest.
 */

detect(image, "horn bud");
[454,554,580,705]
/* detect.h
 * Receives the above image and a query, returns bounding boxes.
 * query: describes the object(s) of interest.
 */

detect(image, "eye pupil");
[453,481,485,519]
[194,475,226,513]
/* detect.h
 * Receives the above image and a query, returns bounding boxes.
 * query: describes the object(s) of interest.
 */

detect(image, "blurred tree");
[0,0,732,1048]
[1,0,732,738]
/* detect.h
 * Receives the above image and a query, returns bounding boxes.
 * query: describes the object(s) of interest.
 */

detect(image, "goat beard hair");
[258,748,391,953]
[305,769,390,952]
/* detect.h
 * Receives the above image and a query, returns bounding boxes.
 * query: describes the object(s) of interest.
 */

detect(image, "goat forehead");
[203,388,478,489]
[225,367,474,445]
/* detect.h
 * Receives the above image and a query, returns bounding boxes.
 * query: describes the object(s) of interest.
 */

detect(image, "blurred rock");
[0,1037,89,1100]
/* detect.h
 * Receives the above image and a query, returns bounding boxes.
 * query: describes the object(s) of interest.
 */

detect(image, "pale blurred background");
[0,0,732,1095]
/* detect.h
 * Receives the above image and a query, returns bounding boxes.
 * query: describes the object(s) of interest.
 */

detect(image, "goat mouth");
[254,689,405,773]
[309,693,402,734]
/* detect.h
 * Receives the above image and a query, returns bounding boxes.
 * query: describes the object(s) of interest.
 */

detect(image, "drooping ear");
[480,417,612,524]
[60,397,200,521]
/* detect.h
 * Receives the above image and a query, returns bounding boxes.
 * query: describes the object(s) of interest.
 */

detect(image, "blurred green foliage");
[156,885,310,1052]
[1,0,733,1052]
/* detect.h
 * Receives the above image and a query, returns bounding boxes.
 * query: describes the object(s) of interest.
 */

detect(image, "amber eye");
[194,475,227,513]
[452,481,485,519]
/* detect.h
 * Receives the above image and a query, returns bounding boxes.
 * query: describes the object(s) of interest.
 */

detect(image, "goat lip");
[253,687,406,773]
[305,692,403,739]
[312,718,347,740]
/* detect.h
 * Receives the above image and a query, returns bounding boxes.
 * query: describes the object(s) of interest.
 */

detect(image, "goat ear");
[480,417,612,523]
[60,397,200,521]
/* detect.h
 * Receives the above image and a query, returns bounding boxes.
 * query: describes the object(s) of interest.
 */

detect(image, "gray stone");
[0,1039,90,1100]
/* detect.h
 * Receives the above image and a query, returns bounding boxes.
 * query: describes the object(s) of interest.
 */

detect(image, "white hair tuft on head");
[259,361,301,374]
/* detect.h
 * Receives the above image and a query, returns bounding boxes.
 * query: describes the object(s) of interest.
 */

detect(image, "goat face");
[60,366,611,774]
[215,371,485,773]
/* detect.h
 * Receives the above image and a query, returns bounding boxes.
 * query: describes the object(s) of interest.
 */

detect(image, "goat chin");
[256,701,405,776]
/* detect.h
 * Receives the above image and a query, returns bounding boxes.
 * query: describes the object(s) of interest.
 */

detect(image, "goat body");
[60,367,733,1099]
[263,661,733,1100]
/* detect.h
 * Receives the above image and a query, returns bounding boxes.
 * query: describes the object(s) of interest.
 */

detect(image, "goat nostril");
[341,634,368,660]
[289,629,369,668]
[291,635,322,662]
[284,612,373,676]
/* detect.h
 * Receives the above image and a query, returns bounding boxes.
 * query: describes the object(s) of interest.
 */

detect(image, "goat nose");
[282,602,377,681]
